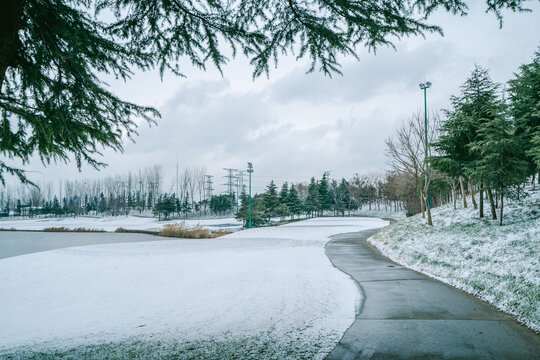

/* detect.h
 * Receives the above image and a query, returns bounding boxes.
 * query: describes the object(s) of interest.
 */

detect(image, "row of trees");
[433,53,539,225]
[0,165,214,218]
[2,162,411,221]
[234,173,407,227]
[386,50,539,225]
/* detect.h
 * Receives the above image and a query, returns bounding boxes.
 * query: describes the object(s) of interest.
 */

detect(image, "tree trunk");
[487,188,497,220]
[420,193,425,218]
[499,192,504,226]
[452,185,456,210]
[469,176,477,210]
[479,181,484,218]
[459,176,468,208]
[424,192,433,226]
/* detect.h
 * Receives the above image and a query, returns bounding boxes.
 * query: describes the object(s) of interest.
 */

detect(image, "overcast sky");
[20,2,540,193]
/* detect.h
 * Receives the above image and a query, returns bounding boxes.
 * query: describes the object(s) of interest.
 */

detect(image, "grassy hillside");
[369,187,540,332]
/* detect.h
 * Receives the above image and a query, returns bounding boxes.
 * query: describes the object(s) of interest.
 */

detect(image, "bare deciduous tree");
[385,111,441,225]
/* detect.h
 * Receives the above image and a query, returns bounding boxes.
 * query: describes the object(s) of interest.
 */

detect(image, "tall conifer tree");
[508,50,540,175]
[433,65,502,217]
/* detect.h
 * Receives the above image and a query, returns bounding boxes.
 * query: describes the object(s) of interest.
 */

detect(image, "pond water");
[0,231,160,260]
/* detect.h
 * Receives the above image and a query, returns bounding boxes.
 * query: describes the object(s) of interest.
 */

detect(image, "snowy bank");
[368,188,540,332]
[0,217,388,359]
[0,215,243,233]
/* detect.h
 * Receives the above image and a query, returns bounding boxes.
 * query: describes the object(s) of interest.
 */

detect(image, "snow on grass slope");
[0,215,243,232]
[369,188,540,332]
[0,217,388,359]
[353,208,407,220]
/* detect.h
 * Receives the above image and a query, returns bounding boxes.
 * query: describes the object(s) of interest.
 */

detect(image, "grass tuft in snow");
[1,332,333,360]
[42,227,105,233]
[369,187,540,332]
[158,223,230,239]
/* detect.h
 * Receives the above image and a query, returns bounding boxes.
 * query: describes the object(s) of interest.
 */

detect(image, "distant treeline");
[0,166,413,221]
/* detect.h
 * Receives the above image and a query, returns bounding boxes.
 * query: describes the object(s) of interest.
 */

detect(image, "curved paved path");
[325,227,540,359]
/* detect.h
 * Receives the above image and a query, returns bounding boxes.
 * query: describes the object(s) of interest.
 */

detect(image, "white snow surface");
[369,187,540,332]
[0,216,388,357]
[0,215,243,232]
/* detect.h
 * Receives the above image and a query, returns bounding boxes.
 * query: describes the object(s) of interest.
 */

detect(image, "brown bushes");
[158,223,229,239]
[42,227,105,232]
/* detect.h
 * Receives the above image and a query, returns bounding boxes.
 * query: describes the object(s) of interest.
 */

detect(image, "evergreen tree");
[338,178,352,215]
[275,203,291,220]
[147,192,153,212]
[529,134,540,170]
[433,65,503,216]
[305,178,320,217]
[182,193,192,215]
[508,50,540,174]
[469,114,528,225]
[279,182,289,205]
[287,185,304,219]
[318,173,332,215]
[98,193,107,214]
[264,180,280,219]
[235,194,266,227]
[0,0,528,184]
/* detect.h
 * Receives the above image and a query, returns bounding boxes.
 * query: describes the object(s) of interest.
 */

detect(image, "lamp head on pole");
[419,81,432,90]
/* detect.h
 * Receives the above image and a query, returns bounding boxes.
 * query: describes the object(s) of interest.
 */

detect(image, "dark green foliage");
[274,203,291,219]
[263,180,279,218]
[508,50,540,172]
[209,194,232,214]
[0,0,529,184]
[433,65,502,180]
[51,196,63,215]
[286,184,303,218]
[153,194,176,220]
[235,193,266,227]
[0,0,158,185]
[279,182,289,204]
[304,177,320,216]
[529,134,540,169]
[318,172,332,214]
[468,115,528,224]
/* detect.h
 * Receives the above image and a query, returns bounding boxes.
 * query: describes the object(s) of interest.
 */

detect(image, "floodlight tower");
[419,81,432,208]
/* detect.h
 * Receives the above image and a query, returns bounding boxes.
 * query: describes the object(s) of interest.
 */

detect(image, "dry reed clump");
[42,227,105,232]
[158,223,230,239]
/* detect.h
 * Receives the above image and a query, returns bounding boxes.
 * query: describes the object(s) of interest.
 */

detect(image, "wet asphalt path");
[324,228,540,360]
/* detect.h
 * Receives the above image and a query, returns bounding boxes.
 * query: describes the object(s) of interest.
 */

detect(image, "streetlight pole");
[419,81,432,209]
[247,162,253,228]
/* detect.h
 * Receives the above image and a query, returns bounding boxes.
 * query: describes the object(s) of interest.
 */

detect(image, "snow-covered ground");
[369,188,540,332]
[353,208,407,220]
[0,217,388,359]
[0,215,243,232]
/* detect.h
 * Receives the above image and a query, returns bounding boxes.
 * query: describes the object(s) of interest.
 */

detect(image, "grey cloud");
[269,41,458,105]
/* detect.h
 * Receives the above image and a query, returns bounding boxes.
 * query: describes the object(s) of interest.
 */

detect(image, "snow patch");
[0,216,387,358]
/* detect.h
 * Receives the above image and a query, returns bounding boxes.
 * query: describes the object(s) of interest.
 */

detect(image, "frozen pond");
[0,231,159,260]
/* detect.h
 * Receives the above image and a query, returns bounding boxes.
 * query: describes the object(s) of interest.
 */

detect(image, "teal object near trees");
[419,81,432,209]
[247,162,253,229]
